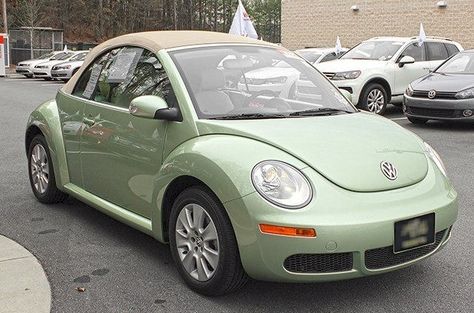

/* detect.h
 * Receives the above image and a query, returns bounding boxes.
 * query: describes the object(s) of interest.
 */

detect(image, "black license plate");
[394,213,435,253]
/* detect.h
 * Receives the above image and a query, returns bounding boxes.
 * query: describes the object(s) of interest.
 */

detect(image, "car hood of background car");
[54,60,84,68]
[316,59,388,72]
[196,112,428,192]
[244,67,299,79]
[411,72,474,92]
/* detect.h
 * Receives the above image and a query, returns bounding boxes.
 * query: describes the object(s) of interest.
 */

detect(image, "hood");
[411,72,474,92]
[35,60,68,68]
[316,58,388,72]
[245,67,299,79]
[196,113,428,192]
[53,60,84,68]
[18,59,48,66]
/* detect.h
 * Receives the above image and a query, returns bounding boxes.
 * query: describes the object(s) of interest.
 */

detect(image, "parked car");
[33,51,84,80]
[295,47,348,64]
[25,31,457,296]
[51,51,89,81]
[317,36,463,114]
[16,51,71,78]
[404,50,474,123]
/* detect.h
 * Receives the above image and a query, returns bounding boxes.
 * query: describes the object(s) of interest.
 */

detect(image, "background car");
[15,51,71,78]
[51,51,89,81]
[33,51,84,80]
[404,50,474,124]
[295,47,348,64]
[317,36,463,114]
[25,31,457,296]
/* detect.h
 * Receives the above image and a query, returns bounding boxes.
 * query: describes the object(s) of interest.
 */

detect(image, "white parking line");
[391,117,407,121]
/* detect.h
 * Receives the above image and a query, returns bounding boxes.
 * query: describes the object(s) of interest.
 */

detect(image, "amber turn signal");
[259,224,317,237]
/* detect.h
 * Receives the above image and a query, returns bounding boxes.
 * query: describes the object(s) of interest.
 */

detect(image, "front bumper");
[16,67,33,75]
[33,68,51,78]
[328,78,363,106]
[225,162,457,282]
[51,68,72,79]
[404,94,474,120]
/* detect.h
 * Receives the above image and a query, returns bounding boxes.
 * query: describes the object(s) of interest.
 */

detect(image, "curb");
[0,235,51,313]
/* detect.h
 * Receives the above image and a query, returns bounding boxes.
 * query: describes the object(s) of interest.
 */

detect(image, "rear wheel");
[28,135,67,204]
[407,116,428,124]
[25,74,33,78]
[359,83,388,115]
[169,187,248,296]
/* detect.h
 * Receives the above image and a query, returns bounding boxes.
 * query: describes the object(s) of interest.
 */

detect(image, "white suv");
[317,36,463,114]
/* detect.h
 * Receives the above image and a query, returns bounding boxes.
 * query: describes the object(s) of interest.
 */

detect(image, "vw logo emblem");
[428,90,437,99]
[380,161,398,180]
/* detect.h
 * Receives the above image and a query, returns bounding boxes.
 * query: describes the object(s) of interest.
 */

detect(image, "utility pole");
[2,0,7,34]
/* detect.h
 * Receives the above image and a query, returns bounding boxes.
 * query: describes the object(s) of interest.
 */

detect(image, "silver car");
[16,51,70,78]
[51,51,89,81]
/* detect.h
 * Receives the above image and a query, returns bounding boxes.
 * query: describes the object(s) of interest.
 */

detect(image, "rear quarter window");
[445,44,460,57]
[426,42,449,61]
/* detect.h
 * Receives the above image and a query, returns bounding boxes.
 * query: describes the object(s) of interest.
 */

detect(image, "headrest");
[200,69,225,90]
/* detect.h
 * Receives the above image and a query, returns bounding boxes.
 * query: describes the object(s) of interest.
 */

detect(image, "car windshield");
[341,41,404,61]
[70,52,88,62]
[296,51,322,63]
[170,45,356,119]
[436,53,474,74]
[56,52,75,60]
[38,52,55,59]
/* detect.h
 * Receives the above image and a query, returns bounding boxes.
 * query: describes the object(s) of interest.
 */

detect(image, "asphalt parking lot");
[0,76,473,313]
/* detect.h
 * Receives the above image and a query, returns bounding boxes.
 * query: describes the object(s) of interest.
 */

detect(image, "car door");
[78,46,178,218]
[393,42,431,95]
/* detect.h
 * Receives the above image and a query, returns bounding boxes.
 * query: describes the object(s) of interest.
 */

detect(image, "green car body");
[25,31,457,292]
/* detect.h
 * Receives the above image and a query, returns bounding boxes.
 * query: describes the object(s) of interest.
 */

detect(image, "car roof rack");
[409,36,453,41]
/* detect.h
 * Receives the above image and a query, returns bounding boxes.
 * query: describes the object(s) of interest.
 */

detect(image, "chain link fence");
[9,27,63,65]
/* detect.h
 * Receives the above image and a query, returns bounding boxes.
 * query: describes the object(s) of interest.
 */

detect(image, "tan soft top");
[62,31,276,94]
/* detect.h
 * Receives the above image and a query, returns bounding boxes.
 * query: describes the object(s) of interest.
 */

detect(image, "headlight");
[251,160,312,209]
[424,143,447,177]
[455,87,474,99]
[405,84,414,97]
[332,70,361,80]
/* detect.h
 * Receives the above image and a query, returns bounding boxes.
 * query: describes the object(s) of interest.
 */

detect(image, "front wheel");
[169,187,248,296]
[28,135,67,203]
[359,83,388,115]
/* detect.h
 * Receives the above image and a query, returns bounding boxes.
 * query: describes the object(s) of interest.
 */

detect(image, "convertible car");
[26,31,458,296]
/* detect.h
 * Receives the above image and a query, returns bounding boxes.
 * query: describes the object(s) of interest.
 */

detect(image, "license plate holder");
[394,213,435,253]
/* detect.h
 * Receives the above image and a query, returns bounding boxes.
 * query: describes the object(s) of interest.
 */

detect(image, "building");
[281,0,474,50]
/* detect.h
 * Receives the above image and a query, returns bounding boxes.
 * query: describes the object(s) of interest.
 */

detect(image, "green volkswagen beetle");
[25,31,458,296]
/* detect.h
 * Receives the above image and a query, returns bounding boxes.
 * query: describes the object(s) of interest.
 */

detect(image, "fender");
[26,100,70,190]
[151,134,308,242]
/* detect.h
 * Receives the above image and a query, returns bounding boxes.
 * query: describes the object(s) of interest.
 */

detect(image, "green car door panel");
[196,113,429,192]
[26,99,70,189]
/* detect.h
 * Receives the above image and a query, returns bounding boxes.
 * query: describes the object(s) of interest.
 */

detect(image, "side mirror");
[398,56,415,68]
[129,95,182,121]
[339,89,352,103]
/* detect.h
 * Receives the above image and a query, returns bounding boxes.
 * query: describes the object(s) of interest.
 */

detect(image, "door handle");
[83,116,96,127]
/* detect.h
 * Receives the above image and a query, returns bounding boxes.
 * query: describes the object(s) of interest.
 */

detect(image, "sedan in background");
[404,50,474,124]
[33,51,84,80]
[16,51,71,78]
[51,51,89,81]
[295,47,348,65]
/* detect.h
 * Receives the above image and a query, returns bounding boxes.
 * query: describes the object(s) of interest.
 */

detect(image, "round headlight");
[251,161,313,209]
[424,142,447,177]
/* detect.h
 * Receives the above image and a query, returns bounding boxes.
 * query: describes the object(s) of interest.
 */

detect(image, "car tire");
[359,83,388,115]
[169,186,248,296]
[407,116,428,124]
[44,77,52,81]
[28,135,68,204]
[25,74,33,78]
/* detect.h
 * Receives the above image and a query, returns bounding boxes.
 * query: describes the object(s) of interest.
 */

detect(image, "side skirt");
[63,183,153,237]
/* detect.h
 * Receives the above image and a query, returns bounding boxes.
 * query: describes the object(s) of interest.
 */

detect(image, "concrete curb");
[0,235,51,313]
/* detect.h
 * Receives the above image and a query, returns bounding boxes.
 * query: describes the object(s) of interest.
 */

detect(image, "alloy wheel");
[175,203,220,282]
[30,144,49,194]
[366,88,385,114]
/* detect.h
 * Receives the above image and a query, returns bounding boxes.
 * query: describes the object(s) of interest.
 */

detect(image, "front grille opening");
[365,229,446,270]
[284,252,353,273]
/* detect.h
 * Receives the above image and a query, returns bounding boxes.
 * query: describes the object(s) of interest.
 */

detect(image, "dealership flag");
[63,45,68,52]
[335,36,342,54]
[418,23,427,46]
[229,0,258,39]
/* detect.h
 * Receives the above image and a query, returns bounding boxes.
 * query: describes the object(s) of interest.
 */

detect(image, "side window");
[445,44,460,57]
[426,42,449,61]
[400,43,424,62]
[320,52,338,63]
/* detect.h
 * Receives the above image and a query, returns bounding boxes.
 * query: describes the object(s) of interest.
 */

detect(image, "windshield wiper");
[289,108,352,117]
[209,113,289,120]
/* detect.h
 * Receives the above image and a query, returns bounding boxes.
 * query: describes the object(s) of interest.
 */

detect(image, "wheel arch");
[359,77,392,105]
